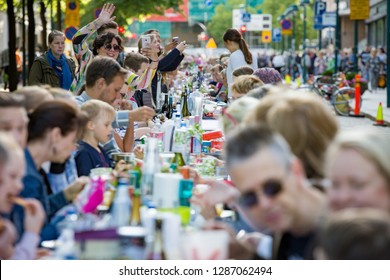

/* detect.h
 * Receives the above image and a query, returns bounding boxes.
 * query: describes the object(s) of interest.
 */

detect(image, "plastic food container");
[202,130,223,141]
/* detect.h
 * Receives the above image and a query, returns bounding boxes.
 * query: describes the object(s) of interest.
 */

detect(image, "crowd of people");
[0,2,389,260]
[257,45,387,92]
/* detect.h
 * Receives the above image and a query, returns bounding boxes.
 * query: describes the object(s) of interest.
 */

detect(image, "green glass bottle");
[161,94,169,116]
[181,87,191,119]
[130,189,141,226]
[172,152,185,167]
[166,95,173,119]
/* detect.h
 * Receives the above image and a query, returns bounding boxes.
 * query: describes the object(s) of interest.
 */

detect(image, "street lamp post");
[300,0,310,84]
[277,15,285,52]
[290,5,298,53]
[282,5,299,80]
[387,0,390,108]
[353,20,359,73]
[284,5,299,53]
[334,0,340,74]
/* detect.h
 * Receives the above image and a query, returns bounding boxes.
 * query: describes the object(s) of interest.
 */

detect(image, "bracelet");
[150,59,159,63]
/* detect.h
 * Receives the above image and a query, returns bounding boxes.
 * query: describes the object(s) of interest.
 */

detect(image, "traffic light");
[198,32,208,41]
[240,25,247,33]
[118,26,125,34]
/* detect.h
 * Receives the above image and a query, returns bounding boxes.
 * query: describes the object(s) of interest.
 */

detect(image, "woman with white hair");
[325,129,390,212]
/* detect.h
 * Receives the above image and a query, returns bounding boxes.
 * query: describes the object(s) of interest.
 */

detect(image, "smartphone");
[172,36,179,43]
[141,35,151,48]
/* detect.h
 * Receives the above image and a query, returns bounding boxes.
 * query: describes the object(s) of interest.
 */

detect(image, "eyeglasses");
[104,43,122,52]
[238,179,284,208]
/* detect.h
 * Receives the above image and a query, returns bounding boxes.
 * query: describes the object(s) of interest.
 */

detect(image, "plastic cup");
[180,230,229,260]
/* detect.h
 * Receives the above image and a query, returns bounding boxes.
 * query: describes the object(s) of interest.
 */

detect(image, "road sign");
[189,0,224,22]
[65,0,80,27]
[206,38,217,48]
[314,15,323,30]
[272,28,282,42]
[262,30,272,43]
[204,0,212,7]
[313,1,327,30]
[322,12,336,28]
[281,29,292,35]
[64,26,78,40]
[94,8,102,19]
[350,0,369,20]
[314,1,327,16]
[260,14,272,30]
[281,19,292,30]
[233,10,272,31]
[242,12,251,23]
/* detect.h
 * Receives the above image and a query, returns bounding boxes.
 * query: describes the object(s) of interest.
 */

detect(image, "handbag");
[378,73,386,88]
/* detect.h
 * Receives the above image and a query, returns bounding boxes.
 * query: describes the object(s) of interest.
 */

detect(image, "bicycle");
[299,73,359,116]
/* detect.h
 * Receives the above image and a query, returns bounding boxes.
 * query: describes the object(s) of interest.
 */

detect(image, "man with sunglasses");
[223,123,327,259]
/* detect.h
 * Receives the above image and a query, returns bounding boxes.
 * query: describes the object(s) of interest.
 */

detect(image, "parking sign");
[242,13,251,23]
[272,28,282,42]
[314,1,327,30]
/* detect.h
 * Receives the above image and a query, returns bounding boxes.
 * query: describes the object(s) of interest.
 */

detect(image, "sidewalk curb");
[361,111,390,126]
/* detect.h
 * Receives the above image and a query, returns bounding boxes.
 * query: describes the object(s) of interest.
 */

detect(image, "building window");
[385,17,387,49]
[377,19,383,48]
[368,22,376,47]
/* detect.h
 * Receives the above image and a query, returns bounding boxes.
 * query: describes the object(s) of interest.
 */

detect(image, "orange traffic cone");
[373,102,387,126]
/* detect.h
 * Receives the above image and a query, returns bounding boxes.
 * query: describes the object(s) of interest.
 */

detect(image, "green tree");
[207,0,249,46]
[259,0,317,51]
[79,0,183,27]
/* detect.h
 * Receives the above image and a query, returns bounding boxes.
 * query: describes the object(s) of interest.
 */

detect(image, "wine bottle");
[181,87,191,119]
[172,152,185,167]
[130,189,141,226]
[147,218,166,260]
[166,95,173,119]
[161,94,169,116]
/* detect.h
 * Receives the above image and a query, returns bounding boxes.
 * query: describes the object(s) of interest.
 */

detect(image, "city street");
[337,115,390,134]
[0,0,389,269]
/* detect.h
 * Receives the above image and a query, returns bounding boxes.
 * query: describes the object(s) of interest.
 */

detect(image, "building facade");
[366,0,387,48]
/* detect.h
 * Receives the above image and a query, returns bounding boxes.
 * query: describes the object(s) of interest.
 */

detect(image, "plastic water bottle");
[173,121,191,165]
[56,228,77,259]
[111,177,132,227]
[175,103,181,118]
[174,113,181,129]
[141,138,161,206]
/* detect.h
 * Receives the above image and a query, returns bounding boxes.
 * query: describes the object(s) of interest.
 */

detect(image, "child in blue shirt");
[75,100,115,176]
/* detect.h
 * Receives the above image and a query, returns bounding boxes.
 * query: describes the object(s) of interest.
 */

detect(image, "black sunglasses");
[238,179,283,208]
[104,43,122,52]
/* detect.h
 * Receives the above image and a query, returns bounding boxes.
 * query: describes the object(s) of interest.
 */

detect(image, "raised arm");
[70,3,116,94]
[72,3,116,57]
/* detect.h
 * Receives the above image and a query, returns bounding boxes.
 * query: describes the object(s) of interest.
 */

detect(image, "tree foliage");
[258,0,317,51]
[79,0,183,27]
[207,0,247,46]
